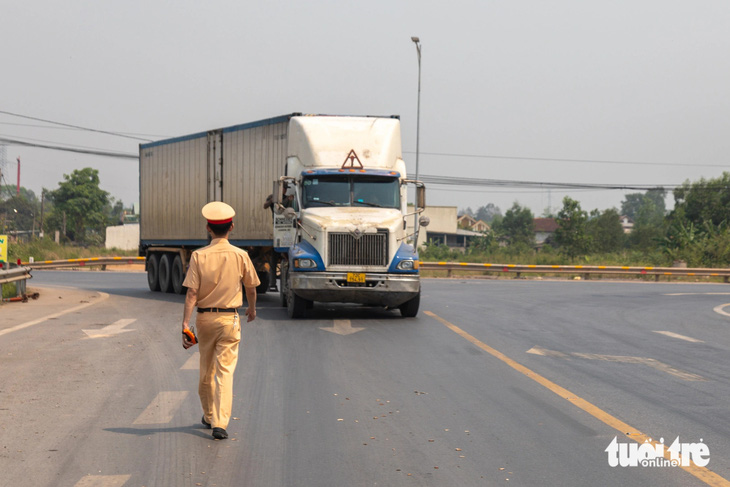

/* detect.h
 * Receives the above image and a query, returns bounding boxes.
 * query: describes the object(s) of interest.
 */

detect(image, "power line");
[404,150,729,169]
[0,137,138,159]
[428,186,613,195]
[415,174,676,191]
[1,133,136,154]
[0,121,169,138]
[0,109,153,142]
[0,132,711,192]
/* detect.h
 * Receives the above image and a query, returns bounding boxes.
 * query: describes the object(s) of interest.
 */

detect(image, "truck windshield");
[302,175,400,209]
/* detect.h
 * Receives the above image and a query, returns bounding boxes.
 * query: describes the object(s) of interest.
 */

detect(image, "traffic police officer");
[181,201,260,440]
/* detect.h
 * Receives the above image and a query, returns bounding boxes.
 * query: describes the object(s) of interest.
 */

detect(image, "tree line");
[444,172,730,267]
[0,168,127,246]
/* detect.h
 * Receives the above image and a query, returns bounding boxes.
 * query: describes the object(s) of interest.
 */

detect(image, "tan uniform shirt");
[182,238,260,309]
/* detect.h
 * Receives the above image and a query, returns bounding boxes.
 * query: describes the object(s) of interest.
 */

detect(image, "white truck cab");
[273,115,427,317]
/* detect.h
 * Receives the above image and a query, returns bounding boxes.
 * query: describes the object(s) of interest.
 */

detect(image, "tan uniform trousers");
[196,311,241,429]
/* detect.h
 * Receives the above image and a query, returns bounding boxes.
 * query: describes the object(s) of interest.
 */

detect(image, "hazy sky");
[1,1,729,217]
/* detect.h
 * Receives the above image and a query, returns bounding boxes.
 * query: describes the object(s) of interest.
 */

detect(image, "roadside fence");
[419,261,730,283]
[23,256,145,270]
[7,256,730,283]
[0,263,33,302]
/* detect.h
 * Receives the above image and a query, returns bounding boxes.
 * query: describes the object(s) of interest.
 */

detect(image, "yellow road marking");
[424,311,730,486]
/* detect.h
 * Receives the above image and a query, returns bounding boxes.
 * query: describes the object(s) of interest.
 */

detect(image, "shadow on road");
[105,425,214,440]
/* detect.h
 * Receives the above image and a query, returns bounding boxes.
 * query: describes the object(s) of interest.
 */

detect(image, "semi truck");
[139,113,427,317]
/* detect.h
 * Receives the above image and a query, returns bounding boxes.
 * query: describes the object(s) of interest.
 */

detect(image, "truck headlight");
[294,258,317,269]
[396,259,417,270]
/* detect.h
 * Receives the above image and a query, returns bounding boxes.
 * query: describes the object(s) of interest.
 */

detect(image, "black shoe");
[212,427,228,440]
[201,416,211,429]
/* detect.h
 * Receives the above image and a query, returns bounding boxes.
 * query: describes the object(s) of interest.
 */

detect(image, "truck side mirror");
[416,185,426,210]
[273,181,281,205]
[282,207,297,221]
[419,215,430,228]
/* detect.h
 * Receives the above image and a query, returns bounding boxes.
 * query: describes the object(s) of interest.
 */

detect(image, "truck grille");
[329,231,388,267]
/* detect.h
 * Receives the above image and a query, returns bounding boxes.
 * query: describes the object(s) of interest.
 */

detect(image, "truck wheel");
[171,255,186,295]
[159,254,173,293]
[287,289,308,318]
[279,261,289,307]
[147,254,160,292]
[399,293,420,318]
[285,265,308,318]
[256,271,269,295]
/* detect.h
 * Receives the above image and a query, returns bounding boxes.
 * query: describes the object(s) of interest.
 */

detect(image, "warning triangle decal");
[341,149,364,169]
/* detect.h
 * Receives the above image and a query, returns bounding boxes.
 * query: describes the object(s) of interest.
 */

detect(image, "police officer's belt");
[197,307,238,313]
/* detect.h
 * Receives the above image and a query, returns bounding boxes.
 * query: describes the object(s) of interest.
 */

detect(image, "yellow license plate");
[346,273,366,283]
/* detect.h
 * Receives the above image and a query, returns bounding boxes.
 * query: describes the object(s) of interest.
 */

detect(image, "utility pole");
[411,36,422,240]
[0,144,5,194]
[40,190,45,238]
[16,157,20,196]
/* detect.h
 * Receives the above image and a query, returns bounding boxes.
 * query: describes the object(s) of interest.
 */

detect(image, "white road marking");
[653,330,704,343]
[82,319,136,339]
[665,293,730,296]
[714,303,730,318]
[133,391,188,425]
[527,346,569,358]
[181,351,200,370]
[319,319,365,335]
[0,292,110,338]
[73,475,131,487]
[528,346,706,381]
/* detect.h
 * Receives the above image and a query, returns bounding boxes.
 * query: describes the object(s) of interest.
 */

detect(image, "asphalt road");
[2,271,730,487]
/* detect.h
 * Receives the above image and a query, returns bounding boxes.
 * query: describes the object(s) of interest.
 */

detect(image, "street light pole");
[411,36,421,242]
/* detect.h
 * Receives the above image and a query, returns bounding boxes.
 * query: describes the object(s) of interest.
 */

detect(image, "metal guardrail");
[0,264,32,301]
[9,256,730,283]
[420,262,730,282]
[23,256,145,270]
[0,265,32,285]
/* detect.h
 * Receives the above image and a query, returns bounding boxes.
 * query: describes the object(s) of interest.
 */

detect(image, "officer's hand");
[182,331,194,349]
[245,307,256,322]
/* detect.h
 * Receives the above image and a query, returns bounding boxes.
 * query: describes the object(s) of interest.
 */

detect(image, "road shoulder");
[0,286,108,333]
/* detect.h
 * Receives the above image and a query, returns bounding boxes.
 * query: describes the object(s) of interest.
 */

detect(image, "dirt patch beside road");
[0,286,108,333]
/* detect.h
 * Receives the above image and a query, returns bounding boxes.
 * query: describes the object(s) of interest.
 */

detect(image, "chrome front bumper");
[290,272,420,307]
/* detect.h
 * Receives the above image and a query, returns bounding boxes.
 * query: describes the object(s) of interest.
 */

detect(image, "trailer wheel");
[147,254,161,292]
[171,255,186,295]
[159,254,173,293]
[398,292,420,318]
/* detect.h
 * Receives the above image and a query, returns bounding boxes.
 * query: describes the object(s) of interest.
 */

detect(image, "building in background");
[533,218,558,246]
[105,204,140,250]
[619,215,634,234]
[457,214,490,233]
